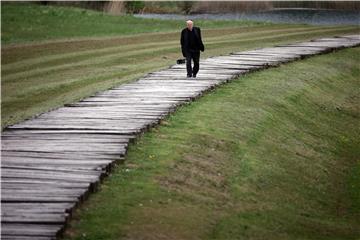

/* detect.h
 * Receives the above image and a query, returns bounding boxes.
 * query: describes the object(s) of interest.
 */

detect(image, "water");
[134,9,360,26]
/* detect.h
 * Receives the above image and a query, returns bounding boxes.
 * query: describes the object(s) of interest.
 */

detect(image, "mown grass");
[64,47,360,240]
[1,2,269,45]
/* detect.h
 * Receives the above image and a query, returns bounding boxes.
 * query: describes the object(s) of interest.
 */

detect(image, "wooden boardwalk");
[1,34,359,240]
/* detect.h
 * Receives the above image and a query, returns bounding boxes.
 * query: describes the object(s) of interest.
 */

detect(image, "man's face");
[187,21,193,31]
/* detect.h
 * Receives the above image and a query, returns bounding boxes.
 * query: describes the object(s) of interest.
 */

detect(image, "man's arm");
[180,29,186,57]
[198,28,205,52]
[180,29,184,46]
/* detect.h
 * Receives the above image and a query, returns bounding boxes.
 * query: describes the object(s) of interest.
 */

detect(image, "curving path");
[1,34,360,240]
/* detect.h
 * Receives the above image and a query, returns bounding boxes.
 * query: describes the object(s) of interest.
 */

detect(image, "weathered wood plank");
[1,213,68,224]
[1,236,55,240]
[1,178,92,189]
[2,168,100,178]
[1,203,75,212]
[1,163,107,172]
[1,195,78,203]
[1,223,63,237]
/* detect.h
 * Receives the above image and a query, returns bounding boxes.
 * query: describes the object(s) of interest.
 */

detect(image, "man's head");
[186,20,193,31]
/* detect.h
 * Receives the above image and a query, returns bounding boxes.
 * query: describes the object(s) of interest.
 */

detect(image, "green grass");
[1,2,270,45]
[2,2,360,239]
[64,47,360,240]
[2,3,359,129]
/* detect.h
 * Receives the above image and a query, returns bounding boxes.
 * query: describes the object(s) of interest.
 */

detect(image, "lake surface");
[134,9,360,26]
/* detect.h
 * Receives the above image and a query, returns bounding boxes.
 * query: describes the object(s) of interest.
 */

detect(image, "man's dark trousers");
[186,51,200,77]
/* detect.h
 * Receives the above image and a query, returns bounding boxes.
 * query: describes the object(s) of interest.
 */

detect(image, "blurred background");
[7,1,358,25]
[27,1,360,14]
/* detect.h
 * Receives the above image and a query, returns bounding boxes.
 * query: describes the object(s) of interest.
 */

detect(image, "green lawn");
[1,2,269,45]
[1,3,359,129]
[64,47,360,240]
[2,3,360,239]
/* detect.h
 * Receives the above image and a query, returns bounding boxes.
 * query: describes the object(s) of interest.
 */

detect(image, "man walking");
[180,20,205,78]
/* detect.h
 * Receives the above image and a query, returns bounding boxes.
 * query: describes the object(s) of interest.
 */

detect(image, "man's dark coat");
[180,27,205,57]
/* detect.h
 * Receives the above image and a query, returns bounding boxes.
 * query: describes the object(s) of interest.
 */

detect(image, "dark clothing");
[186,51,200,77]
[187,29,197,51]
[180,27,204,77]
[180,27,204,57]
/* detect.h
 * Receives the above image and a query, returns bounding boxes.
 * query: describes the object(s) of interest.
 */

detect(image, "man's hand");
[182,48,187,58]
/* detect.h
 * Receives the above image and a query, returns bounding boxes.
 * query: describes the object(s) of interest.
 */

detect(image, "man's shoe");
[187,75,192,78]
[192,74,196,78]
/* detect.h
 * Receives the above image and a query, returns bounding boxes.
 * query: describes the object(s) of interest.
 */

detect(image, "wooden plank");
[1,151,119,160]
[2,167,100,177]
[1,169,100,183]
[0,188,85,201]
[1,223,62,237]
[2,187,87,196]
[1,235,55,240]
[4,127,141,135]
[1,128,139,136]
[1,163,107,172]
[1,213,68,224]
[1,183,87,192]
[2,133,133,139]
[231,52,299,58]
[1,178,92,189]
[1,203,75,212]
[1,195,78,203]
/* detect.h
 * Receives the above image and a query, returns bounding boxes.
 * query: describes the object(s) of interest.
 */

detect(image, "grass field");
[2,3,360,240]
[1,3,269,45]
[64,47,360,240]
[1,3,359,129]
